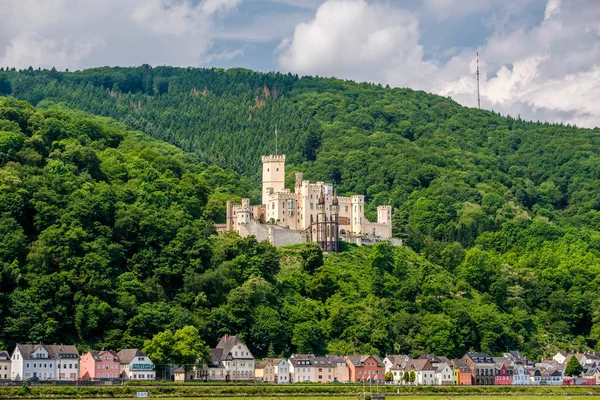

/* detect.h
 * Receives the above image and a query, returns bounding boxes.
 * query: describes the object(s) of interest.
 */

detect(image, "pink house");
[80,350,121,380]
[495,363,513,385]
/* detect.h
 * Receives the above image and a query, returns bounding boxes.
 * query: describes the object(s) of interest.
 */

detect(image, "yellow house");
[255,359,276,382]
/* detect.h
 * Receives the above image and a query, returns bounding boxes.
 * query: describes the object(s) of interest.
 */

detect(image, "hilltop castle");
[222,155,397,251]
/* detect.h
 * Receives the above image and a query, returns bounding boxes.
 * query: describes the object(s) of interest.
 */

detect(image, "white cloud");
[0,0,241,70]
[278,0,600,128]
[544,0,560,19]
[278,0,436,89]
[0,33,104,71]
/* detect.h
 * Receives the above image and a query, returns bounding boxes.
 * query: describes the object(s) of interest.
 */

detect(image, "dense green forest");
[1,66,600,360]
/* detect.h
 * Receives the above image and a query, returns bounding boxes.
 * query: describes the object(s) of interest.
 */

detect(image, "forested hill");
[1,67,600,358]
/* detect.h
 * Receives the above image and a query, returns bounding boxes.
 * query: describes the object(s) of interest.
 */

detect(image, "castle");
[222,155,397,251]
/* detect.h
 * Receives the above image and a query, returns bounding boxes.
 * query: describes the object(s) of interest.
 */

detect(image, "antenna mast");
[477,52,481,109]
[275,125,278,155]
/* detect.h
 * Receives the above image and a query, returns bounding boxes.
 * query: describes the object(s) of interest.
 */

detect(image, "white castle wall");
[236,209,307,246]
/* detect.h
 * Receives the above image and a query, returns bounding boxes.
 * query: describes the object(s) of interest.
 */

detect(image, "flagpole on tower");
[275,125,278,156]
[477,52,481,109]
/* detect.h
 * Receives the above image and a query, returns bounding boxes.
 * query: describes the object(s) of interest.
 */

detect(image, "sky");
[1,0,599,128]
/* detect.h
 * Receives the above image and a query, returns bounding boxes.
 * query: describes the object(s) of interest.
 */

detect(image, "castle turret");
[262,154,286,206]
[377,205,392,225]
[351,195,365,234]
[226,200,233,231]
[295,172,303,194]
[330,190,340,252]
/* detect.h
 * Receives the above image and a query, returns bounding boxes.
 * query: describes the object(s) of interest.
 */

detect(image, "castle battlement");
[337,196,353,203]
[262,154,286,162]
[351,195,365,202]
[377,205,392,210]
[272,189,292,195]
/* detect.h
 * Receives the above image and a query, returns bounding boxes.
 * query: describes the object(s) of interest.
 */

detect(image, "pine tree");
[564,355,583,377]
[267,342,276,358]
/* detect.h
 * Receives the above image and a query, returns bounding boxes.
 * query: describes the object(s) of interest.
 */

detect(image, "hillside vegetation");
[0,66,600,359]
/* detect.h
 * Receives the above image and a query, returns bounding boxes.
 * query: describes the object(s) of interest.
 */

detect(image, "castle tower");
[330,191,340,252]
[295,172,303,194]
[316,186,327,250]
[377,205,392,225]
[351,195,365,234]
[226,200,233,231]
[262,155,286,206]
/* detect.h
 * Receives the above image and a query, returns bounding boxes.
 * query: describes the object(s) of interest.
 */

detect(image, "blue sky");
[1,0,599,127]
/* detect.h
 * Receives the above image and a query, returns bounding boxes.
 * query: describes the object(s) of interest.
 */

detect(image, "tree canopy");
[0,64,600,359]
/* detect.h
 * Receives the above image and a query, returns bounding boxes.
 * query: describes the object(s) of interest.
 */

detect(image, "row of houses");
[2,336,599,385]
[0,344,155,381]
[383,352,600,386]
[189,335,600,385]
[185,335,385,383]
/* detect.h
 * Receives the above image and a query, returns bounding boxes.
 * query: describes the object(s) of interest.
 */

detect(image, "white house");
[552,353,570,365]
[0,350,11,380]
[383,355,410,383]
[11,344,79,381]
[117,349,155,380]
[273,358,290,383]
[196,334,254,382]
[289,355,316,383]
[434,362,453,385]
[405,359,435,386]
[512,364,530,385]
[541,369,563,385]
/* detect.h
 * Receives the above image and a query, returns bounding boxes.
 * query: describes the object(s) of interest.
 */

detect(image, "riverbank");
[2,384,600,399]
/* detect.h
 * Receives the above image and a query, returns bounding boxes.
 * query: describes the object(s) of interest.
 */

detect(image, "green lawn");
[152,397,600,400]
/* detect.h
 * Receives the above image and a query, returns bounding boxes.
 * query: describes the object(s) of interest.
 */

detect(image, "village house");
[552,352,570,365]
[404,359,435,386]
[451,358,472,385]
[434,362,453,386]
[529,368,544,385]
[312,357,334,383]
[504,351,531,366]
[0,350,11,380]
[327,355,350,383]
[80,350,121,380]
[540,368,563,385]
[255,359,276,382]
[512,364,530,385]
[173,366,194,382]
[583,366,600,385]
[11,344,79,381]
[117,349,155,380]
[383,355,410,384]
[346,355,384,383]
[289,354,316,382]
[272,358,290,383]
[197,334,254,382]
[463,353,495,385]
[494,361,513,385]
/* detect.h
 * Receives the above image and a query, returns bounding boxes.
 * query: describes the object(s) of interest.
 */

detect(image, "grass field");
[2,385,600,399]
[130,397,600,400]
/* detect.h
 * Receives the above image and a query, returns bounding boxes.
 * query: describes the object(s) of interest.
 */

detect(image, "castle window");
[267,168,269,172]
[345,206,348,212]
[276,168,279,171]
[310,203,313,210]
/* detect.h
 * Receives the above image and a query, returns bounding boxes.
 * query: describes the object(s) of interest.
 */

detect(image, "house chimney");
[224,334,229,341]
